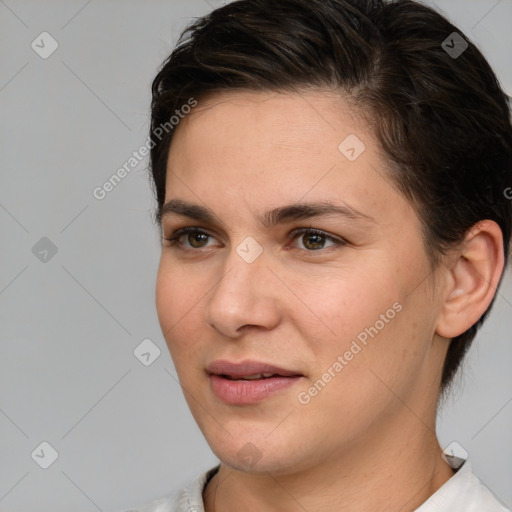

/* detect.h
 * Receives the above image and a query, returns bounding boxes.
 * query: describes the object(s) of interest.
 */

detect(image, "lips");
[207,360,303,404]
[222,372,280,380]
[207,360,301,379]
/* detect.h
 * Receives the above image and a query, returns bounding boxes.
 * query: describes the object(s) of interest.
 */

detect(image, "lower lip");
[210,374,302,404]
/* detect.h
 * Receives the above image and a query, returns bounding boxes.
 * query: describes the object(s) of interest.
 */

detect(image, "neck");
[203,412,454,512]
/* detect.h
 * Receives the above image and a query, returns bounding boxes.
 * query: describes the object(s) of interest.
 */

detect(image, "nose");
[204,246,281,338]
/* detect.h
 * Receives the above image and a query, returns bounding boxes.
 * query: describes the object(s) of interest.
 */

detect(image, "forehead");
[163,89,412,229]
[167,90,372,185]
[170,89,363,161]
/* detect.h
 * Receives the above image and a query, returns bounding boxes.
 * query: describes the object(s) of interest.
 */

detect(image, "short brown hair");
[148,0,512,393]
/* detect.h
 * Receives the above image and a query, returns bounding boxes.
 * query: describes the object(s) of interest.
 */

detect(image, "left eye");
[289,228,344,251]
[164,227,345,252]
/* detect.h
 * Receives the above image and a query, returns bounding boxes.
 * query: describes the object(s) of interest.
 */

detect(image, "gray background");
[0,1,511,511]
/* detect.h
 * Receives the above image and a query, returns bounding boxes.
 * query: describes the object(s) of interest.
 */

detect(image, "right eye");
[164,227,218,250]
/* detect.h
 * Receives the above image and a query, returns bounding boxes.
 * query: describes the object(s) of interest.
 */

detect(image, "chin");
[219,451,295,475]
[203,428,312,475]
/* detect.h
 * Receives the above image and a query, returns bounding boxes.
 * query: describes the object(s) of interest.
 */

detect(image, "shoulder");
[119,466,220,512]
[415,460,510,512]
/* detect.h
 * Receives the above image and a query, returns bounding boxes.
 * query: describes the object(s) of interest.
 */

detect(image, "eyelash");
[163,227,347,253]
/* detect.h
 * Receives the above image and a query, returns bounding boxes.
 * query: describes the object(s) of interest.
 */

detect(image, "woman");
[132,0,512,510]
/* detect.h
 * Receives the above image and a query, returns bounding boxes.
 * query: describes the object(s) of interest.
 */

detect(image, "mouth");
[207,360,304,404]
[220,373,286,380]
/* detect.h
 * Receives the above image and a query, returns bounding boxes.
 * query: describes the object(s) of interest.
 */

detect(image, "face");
[155,90,448,475]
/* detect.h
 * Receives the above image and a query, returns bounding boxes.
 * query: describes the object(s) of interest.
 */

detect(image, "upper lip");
[207,360,302,378]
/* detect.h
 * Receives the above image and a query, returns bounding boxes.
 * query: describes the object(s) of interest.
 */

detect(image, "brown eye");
[165,228,215,249]
[290,228,345,251]
[301,232,327,250]
[186,232,210,248]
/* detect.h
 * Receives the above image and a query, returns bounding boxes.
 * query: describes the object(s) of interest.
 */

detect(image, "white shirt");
[123,459,510,512]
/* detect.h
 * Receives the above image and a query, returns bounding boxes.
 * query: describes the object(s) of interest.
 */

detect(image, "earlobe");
[436,220,504,339]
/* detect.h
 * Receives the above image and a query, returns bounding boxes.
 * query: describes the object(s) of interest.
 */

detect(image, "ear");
[436,220,505,339]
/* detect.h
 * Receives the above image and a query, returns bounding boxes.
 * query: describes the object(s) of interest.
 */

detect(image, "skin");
[155,90,504,512]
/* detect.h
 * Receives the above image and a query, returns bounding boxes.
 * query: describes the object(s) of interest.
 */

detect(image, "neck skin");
[203,392,455,512]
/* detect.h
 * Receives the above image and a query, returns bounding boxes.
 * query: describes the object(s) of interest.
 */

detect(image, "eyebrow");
[158,198,375,229]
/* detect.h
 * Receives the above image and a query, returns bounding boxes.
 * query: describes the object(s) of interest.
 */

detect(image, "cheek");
[301,268,433,414]
[155,262,204,360]
[292,257,425,383]
[155,264,177,333]
[291,262,402,348]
